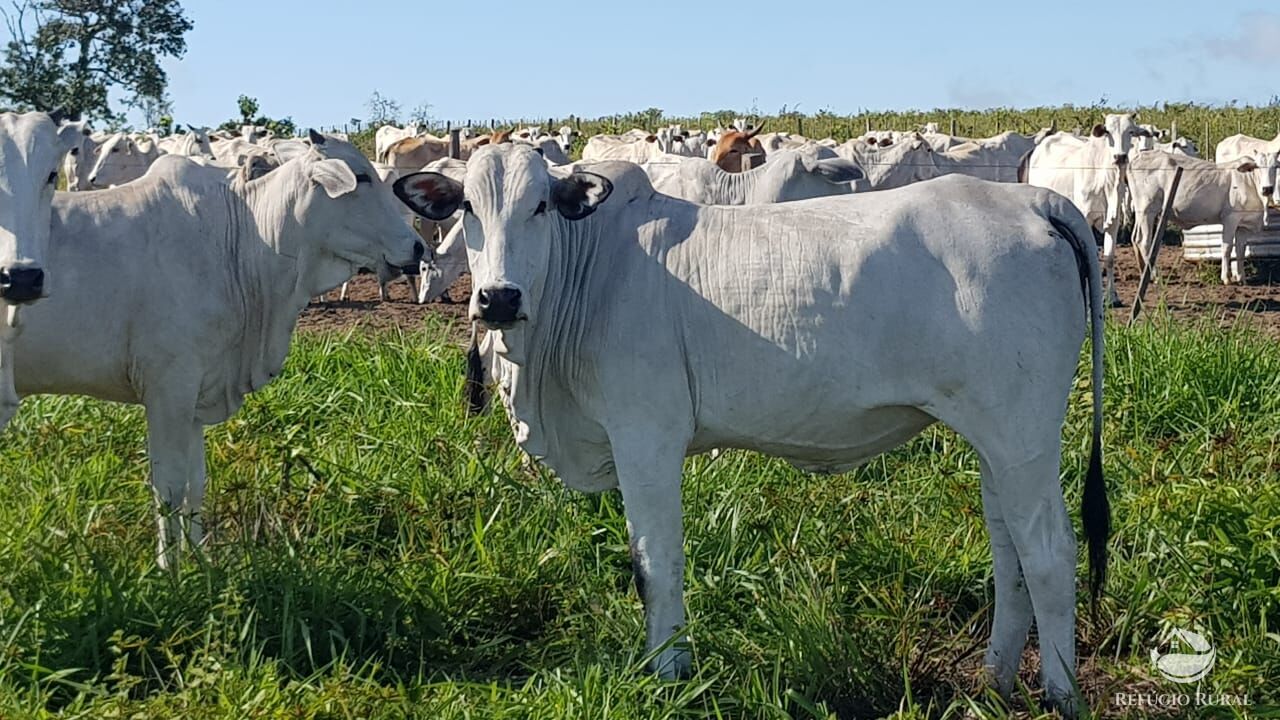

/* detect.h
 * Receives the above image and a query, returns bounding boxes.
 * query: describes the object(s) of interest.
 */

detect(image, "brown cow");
[709,125,766,172]
[385,131,514,174]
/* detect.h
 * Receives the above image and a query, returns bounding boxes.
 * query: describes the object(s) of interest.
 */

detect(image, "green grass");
[0,315,1277,719]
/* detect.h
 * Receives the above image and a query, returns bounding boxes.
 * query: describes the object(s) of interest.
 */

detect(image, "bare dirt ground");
[298,245,1280,340]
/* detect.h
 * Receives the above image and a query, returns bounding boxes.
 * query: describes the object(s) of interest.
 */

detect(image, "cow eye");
[354,172,372,184]
[69,147,78,156]
[534,200,547,216]
[463,200,473,214]
[111,147,119,153]
[47,171,58,185]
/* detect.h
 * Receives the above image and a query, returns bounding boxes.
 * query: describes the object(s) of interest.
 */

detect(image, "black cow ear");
[551,172,612,220]
[394,172,464,221]
[1091,124,1106,138]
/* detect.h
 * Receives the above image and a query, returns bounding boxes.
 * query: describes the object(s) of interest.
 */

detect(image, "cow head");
[275,131,427,294]
[766,151,864,201]
[1236,150,1280,208]
[88,133,154,188]
[394,145,612,330]
[0,110,83,305]
[1091,113,1143,165]
[63,125,98,191]
[555,125,579,154]
[710,125,766,173]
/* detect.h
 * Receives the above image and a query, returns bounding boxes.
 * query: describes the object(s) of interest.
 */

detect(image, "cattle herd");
[2,106,1278,718]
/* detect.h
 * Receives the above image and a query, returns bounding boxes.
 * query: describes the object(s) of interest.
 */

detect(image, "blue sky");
[155,1,1278,130]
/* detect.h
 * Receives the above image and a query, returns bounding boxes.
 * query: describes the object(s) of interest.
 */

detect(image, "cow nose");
[1114,154,1128,165]
[412,242,425,263]
[0,266,45,303]
[476,285,522,325]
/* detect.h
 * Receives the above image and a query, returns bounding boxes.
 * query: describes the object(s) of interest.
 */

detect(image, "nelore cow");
[4,132,431,568]
[398,145,1108,717]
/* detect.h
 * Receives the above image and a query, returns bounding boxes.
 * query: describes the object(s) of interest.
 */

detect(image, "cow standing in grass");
[3,132,431,568]
[401,145,1108,717]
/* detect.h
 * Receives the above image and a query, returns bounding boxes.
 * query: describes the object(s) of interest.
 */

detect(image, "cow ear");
[1236,160,1258,173]
[551,172,613,221]
[310,158,358,198]
[644,135,658,143]
[56,121,87,152]
[395,171,463,221]
[1091,124,1106,138]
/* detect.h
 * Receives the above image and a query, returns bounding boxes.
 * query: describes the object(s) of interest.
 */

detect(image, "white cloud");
[1202,11,1280,64]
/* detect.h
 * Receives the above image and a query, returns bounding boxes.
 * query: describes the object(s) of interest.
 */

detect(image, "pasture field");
[0,311,1277,719]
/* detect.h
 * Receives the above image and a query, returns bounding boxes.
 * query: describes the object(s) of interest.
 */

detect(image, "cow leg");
[612,435,690,679]
[1102,225,1121,307]
[980,457,1035,698]
[0,341,19,431]
[1223,219,1243,284]
[989,450,1078,715]
[144,392,200,570]
[183,422,207,550]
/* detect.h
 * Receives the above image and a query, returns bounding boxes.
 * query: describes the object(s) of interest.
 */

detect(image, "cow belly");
[692,405,935,473]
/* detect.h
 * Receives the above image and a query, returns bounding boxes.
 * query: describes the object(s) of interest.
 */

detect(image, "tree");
[408,101,432,126]
[366,90,400,126]
[135,89,173,131]
[218,95,295,138]
[0,0,193,123]
[237,94,258,123]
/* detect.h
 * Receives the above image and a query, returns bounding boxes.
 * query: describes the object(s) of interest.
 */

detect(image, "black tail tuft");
[465,333,489,416]
[1082,432,1109,610]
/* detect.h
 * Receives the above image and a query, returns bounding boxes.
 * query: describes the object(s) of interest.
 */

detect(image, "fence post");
[449,128,462,159]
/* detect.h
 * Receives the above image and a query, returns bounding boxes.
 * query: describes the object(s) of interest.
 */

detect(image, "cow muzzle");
[0,266,45,304]
[473,284,525,328]
[398,242,427,276]
[1113,154,1128,166]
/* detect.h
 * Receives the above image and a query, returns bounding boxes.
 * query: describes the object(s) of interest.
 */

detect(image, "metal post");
[1130,166,1184,324]
[449,128,462,159]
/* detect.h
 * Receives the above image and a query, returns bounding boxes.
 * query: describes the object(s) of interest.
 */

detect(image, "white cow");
[1214,132,1280,164]
[1128,149,1279,283]
[1,110,84,430]
[89,132,162,188]
[418,152,866,304]
[400,145,1106,717]
[1025,113,1145,304]
[639,151,864,203]
[581,133,669,163]
[157,126,214,157]
[5,132,431,568]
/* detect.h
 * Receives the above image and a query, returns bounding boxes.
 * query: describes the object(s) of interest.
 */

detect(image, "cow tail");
[465,323,489,416]
[1048,212,1109,612]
